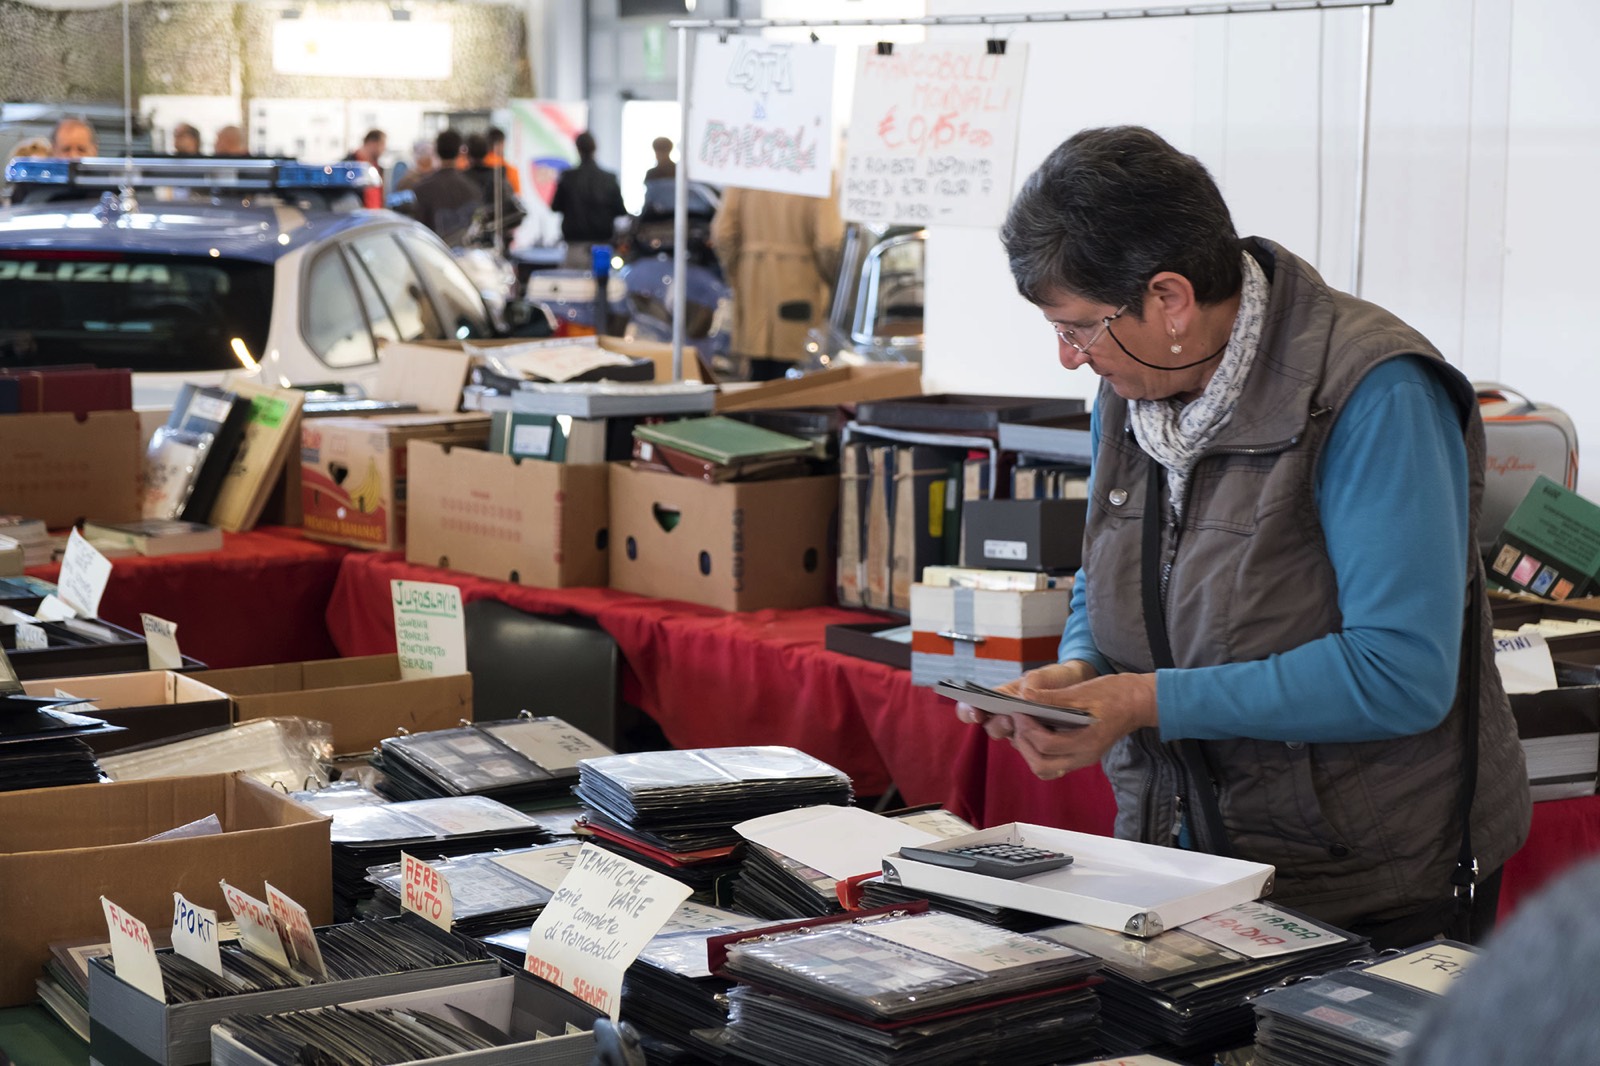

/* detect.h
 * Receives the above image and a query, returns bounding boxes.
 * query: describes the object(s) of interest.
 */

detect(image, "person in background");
[711,184,844,380]
[213,125,247,157]
[466,125,521,195]
[349,127,387,181]
[50,117,97,159]
[957,126,1529,948]
[411,129,483,248]
[172,123,200,156]
[644,136,675,183]
[394,138,436,193]
[550,130,626,269]
[462,132,524,249]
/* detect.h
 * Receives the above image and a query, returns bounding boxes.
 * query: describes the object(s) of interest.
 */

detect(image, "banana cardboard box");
[301,413,490,550]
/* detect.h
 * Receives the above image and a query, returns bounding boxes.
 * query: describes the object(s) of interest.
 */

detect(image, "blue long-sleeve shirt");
[1057,355,1469,744]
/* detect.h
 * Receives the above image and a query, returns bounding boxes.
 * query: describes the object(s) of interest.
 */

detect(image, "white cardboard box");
[879,822,1275,938]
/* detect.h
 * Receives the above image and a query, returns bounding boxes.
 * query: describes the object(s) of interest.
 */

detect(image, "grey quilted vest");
[1084,238,1531,928]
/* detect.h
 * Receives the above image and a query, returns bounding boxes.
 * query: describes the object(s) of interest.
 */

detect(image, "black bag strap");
[1141,456,1232,857]
[1450,568,1483,923]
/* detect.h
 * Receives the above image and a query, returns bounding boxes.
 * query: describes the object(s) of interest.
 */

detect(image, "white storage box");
[909,584,1071,687]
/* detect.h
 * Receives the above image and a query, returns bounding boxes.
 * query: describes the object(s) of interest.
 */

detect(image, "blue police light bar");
[4,158,70,185]
[3,156,379,190]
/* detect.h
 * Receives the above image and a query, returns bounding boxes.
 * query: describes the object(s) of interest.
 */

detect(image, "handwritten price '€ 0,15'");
[876,106,994,155]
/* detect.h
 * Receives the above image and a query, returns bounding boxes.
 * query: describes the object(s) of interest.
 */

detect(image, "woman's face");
[1038,290,1211,402]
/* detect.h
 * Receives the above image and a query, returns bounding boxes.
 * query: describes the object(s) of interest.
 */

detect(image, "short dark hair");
[363,128,385,145]
[1001,126,1243,316]
[435,129,463,161]
[487,125,506,147]
[465,133,489,163]
[574,131,596,158]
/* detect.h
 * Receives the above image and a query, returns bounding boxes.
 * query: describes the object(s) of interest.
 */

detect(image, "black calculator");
[897,842,1074,879]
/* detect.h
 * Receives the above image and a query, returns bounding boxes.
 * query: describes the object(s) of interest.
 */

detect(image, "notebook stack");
[719,910,1103,1066]
[363,842,583,938]
[1036,901,1371,1058]
[328,797,554,920]
[372,716,613,806]
[1252,940,1481,1065]
[573,747,853,902]
[631,415,817,483]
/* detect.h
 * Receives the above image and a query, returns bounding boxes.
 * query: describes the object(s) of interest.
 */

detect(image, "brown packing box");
[21,670,232,754]
[372,341,473,412]
[714,363,922,413]
[609,465,838,611]
[300,412,490,550]
[0,773,331,1007]
[0,410,141,528]
[199,653,472,756]
[405,440,609,588]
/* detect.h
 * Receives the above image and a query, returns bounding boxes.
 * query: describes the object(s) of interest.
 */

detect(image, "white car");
[0,156,497,408]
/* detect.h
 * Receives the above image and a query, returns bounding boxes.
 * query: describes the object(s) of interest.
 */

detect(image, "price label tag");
[58,529,111,617]
[390,580,466,681]
[141,613,183,670]
[101,897,165,1003]
[266,883,327,980]
[220,880,289,970]
[171,892,224,977]
[15,621,47,650]
[400,852,455,931]
[34,594,76,621]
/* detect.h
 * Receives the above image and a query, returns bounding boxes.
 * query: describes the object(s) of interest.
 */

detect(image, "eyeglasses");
[1053,305,1127,355]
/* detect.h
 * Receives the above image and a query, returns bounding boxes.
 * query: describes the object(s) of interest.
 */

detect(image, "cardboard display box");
[961,498,1087,572]
[198,653,472,756]
[0,410,141,528]
[714,363,922,413]
[21,669,231,753]
[609,465,838,612]
[301,413,490,550]
[0,773,331,1007]
[909,584,1072,688]
[405,440,609,588]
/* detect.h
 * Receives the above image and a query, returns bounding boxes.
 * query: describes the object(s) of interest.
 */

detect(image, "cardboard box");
[1488,475,1600,600]
[301,412,491,550]
[372,341,473,412]
[609,465,838,612]
[0,410,141,528]
[961,498,1087,571]
[714,363,922,412]
[0,773,331,1007]
[199,653,472,756]
[406,440,608,588]
[909,584,1072,687]
[4,616,204,681]
[21,669,231,753]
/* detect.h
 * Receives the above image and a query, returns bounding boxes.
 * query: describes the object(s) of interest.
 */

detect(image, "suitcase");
[1476,382,1580,552]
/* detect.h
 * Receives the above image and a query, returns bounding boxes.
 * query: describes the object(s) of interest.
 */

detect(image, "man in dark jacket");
[551,131,627,268]
[411,129,483,248]
[462,133,525,250]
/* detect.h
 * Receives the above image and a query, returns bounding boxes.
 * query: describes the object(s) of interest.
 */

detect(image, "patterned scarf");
[1128,251,1270,516]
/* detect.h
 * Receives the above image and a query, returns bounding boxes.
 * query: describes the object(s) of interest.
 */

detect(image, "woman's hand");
[1009,672,1159,779]
[954,660,1101,740]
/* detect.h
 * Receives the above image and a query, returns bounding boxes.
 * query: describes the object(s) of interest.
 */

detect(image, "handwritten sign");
[522,843,691,1019]
[492,842,583,891]
[142,613,183,670]
[490,717,612,772]
[34,594,76,621]
[101,897,165,1002]
[1493,629,1558,693]
[220,880,290,970]
[57,529,112,617]
[687,35,836,197]
[15,621,46,650]
[1365,942,1479,996]
[172,892,224,978]
[390,580,467,681]
[401,852,455,931]
[1181,901,1348,959]
[266,883,328,980]
[843,42,1029,228]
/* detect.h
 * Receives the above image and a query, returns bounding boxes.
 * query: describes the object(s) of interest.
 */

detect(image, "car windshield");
[0,250,272,372]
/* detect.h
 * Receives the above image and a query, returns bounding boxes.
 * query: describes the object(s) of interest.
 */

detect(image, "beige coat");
[712,185,844,362]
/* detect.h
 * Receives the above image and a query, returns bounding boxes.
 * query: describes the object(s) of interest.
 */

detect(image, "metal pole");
[1350,3,1374,296]
[672,25,690,382]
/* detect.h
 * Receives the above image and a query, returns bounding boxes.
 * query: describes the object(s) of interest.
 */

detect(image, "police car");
[0,155,498,407]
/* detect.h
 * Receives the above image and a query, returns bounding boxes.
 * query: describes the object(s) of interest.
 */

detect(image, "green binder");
[632,416,813,466]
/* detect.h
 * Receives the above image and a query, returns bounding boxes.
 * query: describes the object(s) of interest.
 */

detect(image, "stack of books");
[371,716,612,806]
[719,909,1103,1066]
[0,515,52,568]
[631,415,818,483]
[573,747,852,903]
[81,518,223,557]
[1036,901,1371,1058]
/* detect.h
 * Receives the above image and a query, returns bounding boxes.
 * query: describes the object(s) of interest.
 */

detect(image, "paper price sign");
[220,880,290,970]
[1181,902,1348,959]
[58,528,112,618]
[401,852,455,931]
[101,897,165,1003]
[390,580,467,681]
[267,883,328,980]
[15,621,47,650]
[172,892,224,977]
[34,594,76,621]
[142,613,184,670]
[523,843,692,1019]
[1365,942,1478,996]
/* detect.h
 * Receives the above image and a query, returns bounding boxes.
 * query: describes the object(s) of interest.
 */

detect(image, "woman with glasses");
[958,126,1529,949]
